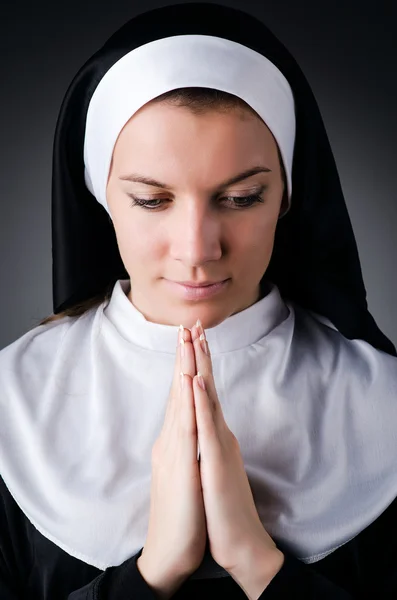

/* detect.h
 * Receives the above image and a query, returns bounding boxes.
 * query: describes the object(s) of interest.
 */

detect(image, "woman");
[1,2,396,598]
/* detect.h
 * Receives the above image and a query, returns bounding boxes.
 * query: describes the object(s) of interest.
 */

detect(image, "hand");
[190,321,280,575]
[137,327,207,595]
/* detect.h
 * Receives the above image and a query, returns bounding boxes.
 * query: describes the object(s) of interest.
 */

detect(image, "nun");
[1,2,397,598]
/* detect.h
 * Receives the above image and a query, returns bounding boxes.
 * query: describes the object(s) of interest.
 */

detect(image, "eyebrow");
[118,165,272,191]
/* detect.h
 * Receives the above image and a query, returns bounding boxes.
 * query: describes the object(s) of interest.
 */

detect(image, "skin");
[106,101,285,331]
[106,103,287,595]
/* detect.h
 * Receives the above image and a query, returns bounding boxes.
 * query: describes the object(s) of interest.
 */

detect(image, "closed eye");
[128,186,267,211]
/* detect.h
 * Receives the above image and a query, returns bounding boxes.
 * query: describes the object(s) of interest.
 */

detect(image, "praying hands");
[137,320,284,600]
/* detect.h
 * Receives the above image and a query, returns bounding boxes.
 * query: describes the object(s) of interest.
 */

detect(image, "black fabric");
[1,476,396,598]
[51,1,395,356]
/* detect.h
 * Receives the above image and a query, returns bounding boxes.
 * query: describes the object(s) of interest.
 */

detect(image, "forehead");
[112,102,279,168]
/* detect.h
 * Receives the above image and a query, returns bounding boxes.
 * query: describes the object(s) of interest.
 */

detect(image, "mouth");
[164,278,230,300]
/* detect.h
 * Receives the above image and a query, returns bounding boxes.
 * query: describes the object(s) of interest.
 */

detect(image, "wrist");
[228,548,285,600]
[136,554,187,599]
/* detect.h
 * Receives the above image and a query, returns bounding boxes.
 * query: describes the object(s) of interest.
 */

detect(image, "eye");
[128,186,267,211]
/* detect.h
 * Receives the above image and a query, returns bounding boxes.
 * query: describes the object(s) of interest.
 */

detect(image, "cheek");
[113,214,164,270]
[255,220,278,263]
[231,215,277,279]
[111,213,142,261]
[233,213,276,253]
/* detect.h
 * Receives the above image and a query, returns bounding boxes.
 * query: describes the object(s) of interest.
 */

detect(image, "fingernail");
[178,324,184,344]
[196,318,203,336]
[180,337,185,358]
[180,371,185,390]
[197,371,206,391]
[199,332,209,356]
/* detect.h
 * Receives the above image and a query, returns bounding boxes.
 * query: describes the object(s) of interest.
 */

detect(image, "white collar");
[104,278,289,353]
[1,279,397,579]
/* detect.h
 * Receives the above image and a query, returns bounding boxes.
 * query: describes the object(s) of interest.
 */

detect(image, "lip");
[175,280,223,287]
[164,278,230,300]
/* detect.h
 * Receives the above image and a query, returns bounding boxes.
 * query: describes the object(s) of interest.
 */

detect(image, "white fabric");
[83,34,295,216]
[1,279,397,579]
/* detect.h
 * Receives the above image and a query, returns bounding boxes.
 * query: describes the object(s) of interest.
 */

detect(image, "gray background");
[1,0,396,350]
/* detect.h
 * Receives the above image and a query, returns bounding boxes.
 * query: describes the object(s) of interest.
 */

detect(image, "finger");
[192,326,219,415]
[178,371,200,464]
[172,326,193,396]
[193,373,217,459]
[181,332,197,381]
[163,326,191,429]
[178,328,199,463]
[164,326,196,435]
[191,323,200,344]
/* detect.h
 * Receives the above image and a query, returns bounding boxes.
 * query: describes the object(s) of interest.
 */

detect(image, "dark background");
[1,0,396,349]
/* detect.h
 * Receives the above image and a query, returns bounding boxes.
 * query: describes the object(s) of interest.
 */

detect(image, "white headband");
[83,34,296,217]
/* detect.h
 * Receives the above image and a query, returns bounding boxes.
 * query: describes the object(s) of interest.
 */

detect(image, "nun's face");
[106,102,285,330]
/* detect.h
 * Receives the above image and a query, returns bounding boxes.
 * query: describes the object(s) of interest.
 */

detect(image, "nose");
[169,202,223,266]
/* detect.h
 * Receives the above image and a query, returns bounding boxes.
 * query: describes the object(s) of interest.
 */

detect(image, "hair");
[37,86,285,328]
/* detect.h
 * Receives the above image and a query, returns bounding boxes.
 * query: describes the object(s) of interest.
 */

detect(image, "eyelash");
[128,187,266,211]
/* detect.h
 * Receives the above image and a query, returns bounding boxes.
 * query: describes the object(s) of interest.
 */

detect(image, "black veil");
[51,2,396,356]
